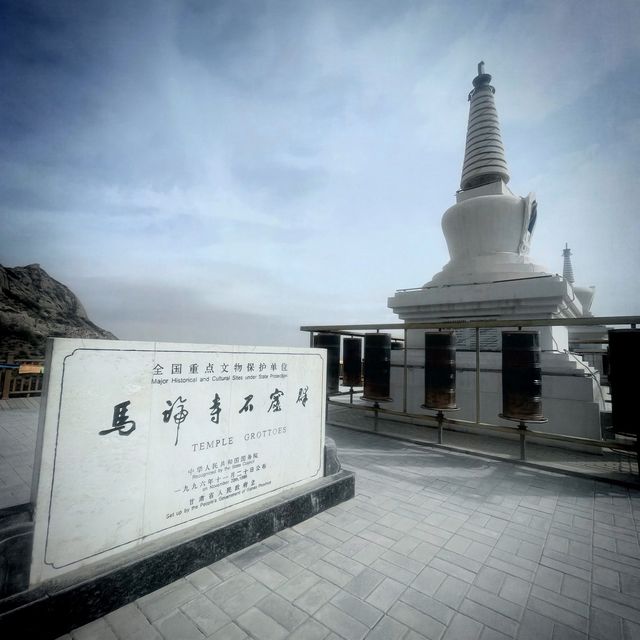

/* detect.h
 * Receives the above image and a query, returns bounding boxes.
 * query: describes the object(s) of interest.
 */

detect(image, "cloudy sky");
[2,0,639,347]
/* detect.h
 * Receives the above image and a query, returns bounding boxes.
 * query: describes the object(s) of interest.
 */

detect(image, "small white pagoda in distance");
[388,62,604,439]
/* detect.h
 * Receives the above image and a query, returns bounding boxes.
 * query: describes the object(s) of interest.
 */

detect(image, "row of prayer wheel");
[313,333,391,399]
[314,331,545,422]
[422,331,544,422]
[316,329,640,436]
[421,331,545,422]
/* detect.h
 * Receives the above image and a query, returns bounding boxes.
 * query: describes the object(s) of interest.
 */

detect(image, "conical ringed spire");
[562,243,575,284]
[460,62,510,190]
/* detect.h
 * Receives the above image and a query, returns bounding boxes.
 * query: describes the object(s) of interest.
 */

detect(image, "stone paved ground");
[0,397,39,508]
[329,404,639,484]
[55,425,640,640]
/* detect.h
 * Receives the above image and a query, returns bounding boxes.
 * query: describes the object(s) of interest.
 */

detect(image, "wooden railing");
[0,362,44,399]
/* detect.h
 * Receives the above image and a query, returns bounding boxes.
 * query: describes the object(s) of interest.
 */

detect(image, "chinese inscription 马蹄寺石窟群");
[268,388,284,412]
[163,396,189,445]
[99,401,136,436]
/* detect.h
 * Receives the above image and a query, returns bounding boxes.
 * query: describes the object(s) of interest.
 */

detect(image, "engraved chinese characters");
[98,401,136,437]
[162,396,189,445]
[100,377,309,447]
[173,452,268,519]
[209,393,221,423]
[239,395,254,413]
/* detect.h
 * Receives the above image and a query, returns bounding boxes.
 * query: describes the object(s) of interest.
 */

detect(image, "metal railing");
[302,315,640,471]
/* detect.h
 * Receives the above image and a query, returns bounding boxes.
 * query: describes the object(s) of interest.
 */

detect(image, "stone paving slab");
[45,424,639,639]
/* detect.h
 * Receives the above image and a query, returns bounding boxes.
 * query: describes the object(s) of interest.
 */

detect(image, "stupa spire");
[562,243,575,284]
[460,61,510,190]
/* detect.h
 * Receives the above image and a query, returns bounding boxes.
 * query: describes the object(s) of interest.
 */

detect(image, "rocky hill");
[0,264,116,360]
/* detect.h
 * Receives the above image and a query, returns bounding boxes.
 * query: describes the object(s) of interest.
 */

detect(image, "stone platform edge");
[0,469,355,638]
[328,416,640,489]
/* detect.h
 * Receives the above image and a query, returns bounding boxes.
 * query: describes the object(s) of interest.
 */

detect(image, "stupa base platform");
[388,349,604,442]
[388,277,603,441]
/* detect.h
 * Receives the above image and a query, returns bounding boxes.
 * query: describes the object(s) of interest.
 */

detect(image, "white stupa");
[562,243,608,377]
[387,63,604,440]
[562,243,596,317]
[390,62,582,331]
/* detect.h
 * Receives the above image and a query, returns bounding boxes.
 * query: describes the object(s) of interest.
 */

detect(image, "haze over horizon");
[2,1,639,347]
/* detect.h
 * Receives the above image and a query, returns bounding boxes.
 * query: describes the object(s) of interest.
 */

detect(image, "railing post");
[402,327,408,413]
[475,327,480,424]
[1,369,13,400]
[519,421,527,461]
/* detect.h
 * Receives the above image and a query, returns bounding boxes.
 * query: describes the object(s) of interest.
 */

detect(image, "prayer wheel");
[501,331,544,421]
[363,333,392,401]
[342,337,362,387]
[608,329,640,435]
[424,332,457,410]
[314,333,340,394]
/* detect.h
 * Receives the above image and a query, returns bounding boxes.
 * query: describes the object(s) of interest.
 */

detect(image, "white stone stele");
[30,338,326,586]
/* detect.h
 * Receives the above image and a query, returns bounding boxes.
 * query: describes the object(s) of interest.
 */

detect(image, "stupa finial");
[470,60,494,94]
[460,62,510,190]
[562,243,575,284]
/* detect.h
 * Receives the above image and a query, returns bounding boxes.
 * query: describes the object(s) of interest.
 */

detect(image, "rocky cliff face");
[0,264,116,359]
